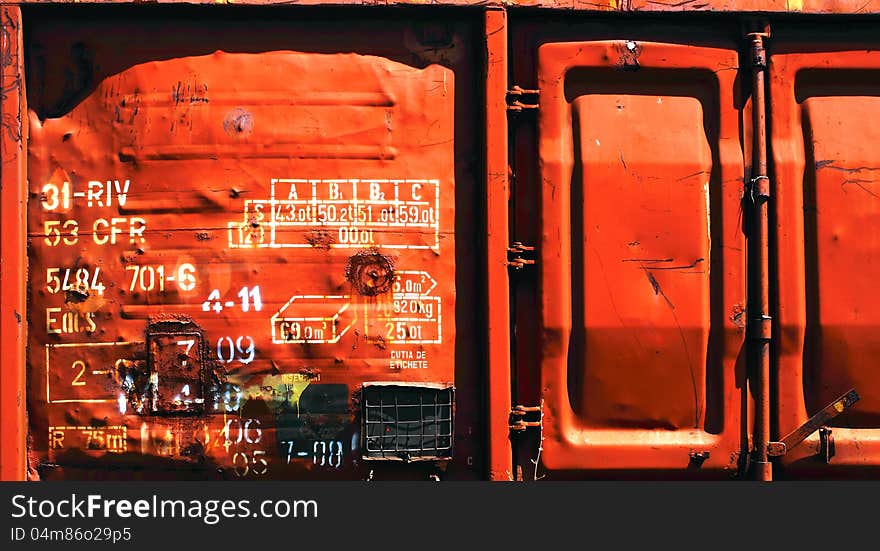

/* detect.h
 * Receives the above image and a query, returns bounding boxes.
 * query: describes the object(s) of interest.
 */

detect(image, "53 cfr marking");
[43,218,146,246]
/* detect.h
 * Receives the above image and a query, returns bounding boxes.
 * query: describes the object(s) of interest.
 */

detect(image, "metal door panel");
[772,46,880,472]
[538,40,746,472]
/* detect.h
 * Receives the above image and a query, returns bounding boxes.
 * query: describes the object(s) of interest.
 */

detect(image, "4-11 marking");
[202,286,263,313]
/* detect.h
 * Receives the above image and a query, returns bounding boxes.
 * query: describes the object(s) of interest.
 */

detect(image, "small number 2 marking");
[71,360,86,386]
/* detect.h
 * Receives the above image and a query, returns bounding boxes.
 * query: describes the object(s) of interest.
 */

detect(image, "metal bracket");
[747,174,771,204]
[819,427,835,464]
[745,24,771,69]
[767,389,859,458]
[688,451,711,469]
[507,86,539,112]
[509,404,542,432]
[507,242,536,270]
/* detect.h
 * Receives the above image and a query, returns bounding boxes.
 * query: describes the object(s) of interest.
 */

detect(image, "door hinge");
[507,85,539,112]
[745,175,771,204]
[767,389,859,461]
[509,404,543,432]
[507,242,536,270]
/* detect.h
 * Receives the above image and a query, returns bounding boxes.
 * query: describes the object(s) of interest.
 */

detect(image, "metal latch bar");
[506,85,539,112]
[507,242,536,270]
[509,404,543,432]
[767,389,859,457]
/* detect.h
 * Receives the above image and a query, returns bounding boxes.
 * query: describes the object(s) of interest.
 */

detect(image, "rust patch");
[1,13,22,146]
[305,228,336,250]
[26,433,41,481]
[114,316,225,416]
[223,108,254,138]
[345,248,395,296]
[370,335,388,350]
[730,303,746,329]
[64,287,89,304]
[616,40,642,71]
[298,366,321,380]
[688,451,710,470]
[63,289,105,321]
[171,81,209,105]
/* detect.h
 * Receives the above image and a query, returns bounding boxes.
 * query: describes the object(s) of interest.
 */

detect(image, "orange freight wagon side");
[2,1,880,481]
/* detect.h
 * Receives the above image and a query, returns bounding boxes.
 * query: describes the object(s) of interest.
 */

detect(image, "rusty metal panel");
[536,40,746,474]
[772,37,880,474]
[24,8,483,480]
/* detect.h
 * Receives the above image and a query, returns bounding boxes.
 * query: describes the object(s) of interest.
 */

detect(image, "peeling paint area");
[345,248,396,297]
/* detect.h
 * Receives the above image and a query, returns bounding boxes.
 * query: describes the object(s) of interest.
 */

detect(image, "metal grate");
[362,385,454,461]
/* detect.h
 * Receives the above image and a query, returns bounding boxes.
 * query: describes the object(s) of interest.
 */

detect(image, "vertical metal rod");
[484,7,514,481]
[748,30,772,482]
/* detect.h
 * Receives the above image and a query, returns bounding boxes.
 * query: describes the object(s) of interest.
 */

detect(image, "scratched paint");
[23,12,479,480]
[530,40,747,475]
